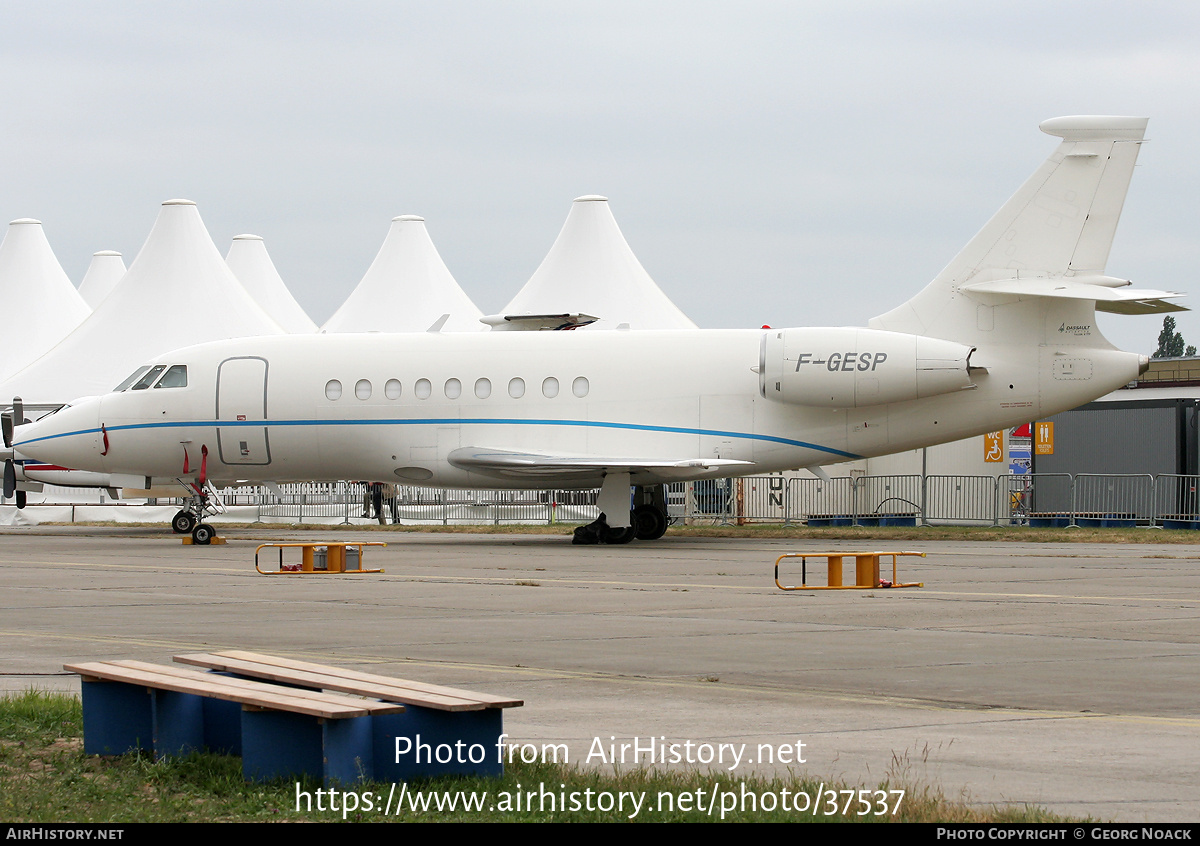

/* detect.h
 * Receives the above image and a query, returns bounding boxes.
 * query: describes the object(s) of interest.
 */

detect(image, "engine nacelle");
[760,327,975,408]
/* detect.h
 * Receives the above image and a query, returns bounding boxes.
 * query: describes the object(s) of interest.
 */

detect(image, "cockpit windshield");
[154,364,188,389]
[130,365,167,391]
[113,363,189,392]
[113,366,151,392]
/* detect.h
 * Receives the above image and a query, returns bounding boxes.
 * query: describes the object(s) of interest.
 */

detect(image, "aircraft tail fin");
[871,116,1157,339]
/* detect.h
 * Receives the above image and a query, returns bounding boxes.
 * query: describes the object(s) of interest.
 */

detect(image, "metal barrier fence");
[133,482,603,525]
[998,473,1074,526]
[925,475,996,525]
[1071,474,1156,527]
[786,476,856,524]
[678,478,736,524]
[779,475,924,526]
[735,476,790,523]
[854,475,923,525]
[18,474,1200,529]
[1154,475,1200,527]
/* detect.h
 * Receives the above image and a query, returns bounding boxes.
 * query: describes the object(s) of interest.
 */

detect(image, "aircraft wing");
[447,447,752,483]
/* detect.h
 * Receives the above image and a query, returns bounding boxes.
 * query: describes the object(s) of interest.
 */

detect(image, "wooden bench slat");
[221,650,525,708]
[175,654,483,711]
[175,650,523,710]
[114,660,405,713]
[64,660,404,719]
[66,661,367,719]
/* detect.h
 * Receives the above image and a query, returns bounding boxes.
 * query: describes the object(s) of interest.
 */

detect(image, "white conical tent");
[0,219,92,382]
[76,250,127,308]
[499,196,697,330]
[321,215,484,333]
[0,200,285,403]
[225,234,317,333]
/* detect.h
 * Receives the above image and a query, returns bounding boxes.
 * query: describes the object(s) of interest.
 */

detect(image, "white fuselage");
[13,324,1144,489]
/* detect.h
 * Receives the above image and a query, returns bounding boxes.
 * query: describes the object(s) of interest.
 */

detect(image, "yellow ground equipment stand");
[255,542,386,575]
[775,550,924,591]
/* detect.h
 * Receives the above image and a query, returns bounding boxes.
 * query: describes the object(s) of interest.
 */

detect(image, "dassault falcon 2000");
[9,116,1185,544]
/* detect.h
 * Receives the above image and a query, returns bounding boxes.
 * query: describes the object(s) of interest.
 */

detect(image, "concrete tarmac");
[2,526,1198,822]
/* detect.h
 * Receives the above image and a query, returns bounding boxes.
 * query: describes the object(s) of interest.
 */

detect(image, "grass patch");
[1,691,1083,823]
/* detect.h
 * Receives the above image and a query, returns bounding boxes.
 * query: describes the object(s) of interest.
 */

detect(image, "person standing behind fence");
[370,482,385,524]
[359,481,371,518]
[381,483,398,524]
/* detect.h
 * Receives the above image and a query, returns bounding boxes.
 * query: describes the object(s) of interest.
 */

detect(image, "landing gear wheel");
[633,504,669,541]
[191,523,215,545]
[172,510,197,534]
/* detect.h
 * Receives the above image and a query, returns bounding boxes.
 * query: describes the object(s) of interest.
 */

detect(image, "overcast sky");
[1,1,1197,354]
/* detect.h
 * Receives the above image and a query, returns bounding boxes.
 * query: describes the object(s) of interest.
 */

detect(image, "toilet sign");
[1034,422,1054,455]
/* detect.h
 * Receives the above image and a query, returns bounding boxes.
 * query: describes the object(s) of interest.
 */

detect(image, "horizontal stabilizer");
[449,447,751,482]
[959,275,1187,314]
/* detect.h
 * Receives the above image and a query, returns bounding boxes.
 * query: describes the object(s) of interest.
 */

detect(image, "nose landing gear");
[173,474,225,545]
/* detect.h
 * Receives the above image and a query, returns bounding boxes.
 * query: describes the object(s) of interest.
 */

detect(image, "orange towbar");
[254,542,387,575]
[775,550,924,591]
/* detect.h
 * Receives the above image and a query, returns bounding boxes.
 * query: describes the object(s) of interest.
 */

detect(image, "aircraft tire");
[633,504,669,541]
[172,511,197,534]
[191,523,215,545]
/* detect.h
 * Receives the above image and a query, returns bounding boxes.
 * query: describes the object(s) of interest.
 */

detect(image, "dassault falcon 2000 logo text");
[1058,323,1092,336]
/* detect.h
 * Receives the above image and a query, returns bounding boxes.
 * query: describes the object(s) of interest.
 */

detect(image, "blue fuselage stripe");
[18,417,863,460]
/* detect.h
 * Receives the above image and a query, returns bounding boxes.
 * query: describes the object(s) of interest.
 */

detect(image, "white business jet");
[10,116,1184,544]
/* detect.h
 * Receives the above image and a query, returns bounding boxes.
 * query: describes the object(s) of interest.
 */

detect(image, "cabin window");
[445,378,461,399]
[114,366,151,392]
[542,377,559,398]
[474,378,491,399]
[131,365,167,390]
[325,379,342,400]
[415,378,432,399]
[508,378,525,399]
[384,379,402,400]
[154,365,188,389]
[355,379,372,400]
[572,376,589,398]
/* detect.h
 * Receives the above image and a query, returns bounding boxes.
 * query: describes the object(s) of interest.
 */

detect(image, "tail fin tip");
[1039,115,1148,142]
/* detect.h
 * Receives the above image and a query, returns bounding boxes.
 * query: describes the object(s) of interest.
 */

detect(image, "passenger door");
[215,356,271,466]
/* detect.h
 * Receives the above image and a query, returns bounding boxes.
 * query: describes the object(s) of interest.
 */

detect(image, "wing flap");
[448,447,751,482]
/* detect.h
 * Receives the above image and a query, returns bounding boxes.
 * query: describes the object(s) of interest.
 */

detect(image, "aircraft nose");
[13,397,105,472]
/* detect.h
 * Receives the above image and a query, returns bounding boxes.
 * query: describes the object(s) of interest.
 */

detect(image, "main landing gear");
[632,484,669,541]
[572,483,670,545]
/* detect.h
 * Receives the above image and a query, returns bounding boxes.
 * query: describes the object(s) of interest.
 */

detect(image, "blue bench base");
[78,678,507,783]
